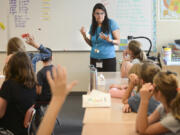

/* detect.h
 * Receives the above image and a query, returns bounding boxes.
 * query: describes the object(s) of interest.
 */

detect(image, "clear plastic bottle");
[98,73,106,92]
[163,47,172,62]
[90,65,98,91]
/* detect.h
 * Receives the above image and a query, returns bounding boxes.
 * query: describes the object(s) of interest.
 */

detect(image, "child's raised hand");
[139,83,154,101]
[123,50,131,61]
[24,34,39,48]
[47,65,78,99]
[129,73,139,86]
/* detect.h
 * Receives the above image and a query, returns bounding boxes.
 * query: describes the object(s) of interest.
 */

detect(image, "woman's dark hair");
[4,51,37,88]
[91,3,110,35]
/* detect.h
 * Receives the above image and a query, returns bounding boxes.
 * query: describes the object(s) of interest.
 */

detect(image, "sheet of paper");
[82,90,111,108]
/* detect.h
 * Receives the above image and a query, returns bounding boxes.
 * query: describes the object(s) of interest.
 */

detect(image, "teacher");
[80,3,120,72]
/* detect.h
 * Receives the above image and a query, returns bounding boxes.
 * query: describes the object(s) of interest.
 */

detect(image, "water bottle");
[98,73,106,92]
[90,65,98,91]
[163,47,172,62]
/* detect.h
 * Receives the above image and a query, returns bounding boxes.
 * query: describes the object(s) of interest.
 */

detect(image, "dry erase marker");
[21,33,29,38]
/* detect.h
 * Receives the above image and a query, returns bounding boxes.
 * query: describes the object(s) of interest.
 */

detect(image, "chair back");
[24,104,36,135]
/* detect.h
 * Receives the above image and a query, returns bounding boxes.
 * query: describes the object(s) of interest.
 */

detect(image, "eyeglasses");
[95,12,105,15]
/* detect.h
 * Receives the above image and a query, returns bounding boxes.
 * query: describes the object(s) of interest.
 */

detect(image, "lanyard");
[94,30,100,53]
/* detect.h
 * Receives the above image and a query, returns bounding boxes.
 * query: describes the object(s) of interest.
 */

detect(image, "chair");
[35,101,61,135]
[24,105,36,135]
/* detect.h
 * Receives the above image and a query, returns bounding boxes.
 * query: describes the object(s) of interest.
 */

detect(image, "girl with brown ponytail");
[121,40,146,78]
[136,71,180,135]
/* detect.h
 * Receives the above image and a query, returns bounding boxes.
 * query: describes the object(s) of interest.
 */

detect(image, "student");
[35,48,53,128]
[37,65,77,135]
[36,48,53,102]
[122,60,154,104]
[80,3,120,72]
[6,34,51,72]
[121,63,142,103]
[121,40,146,78]
[136,71,180,135]
[123,62,160,115]
[0,52,37,135]
[109,63,141,99]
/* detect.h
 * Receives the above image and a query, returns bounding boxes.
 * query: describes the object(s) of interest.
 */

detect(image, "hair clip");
[166,70,177,76]
[177,88,180,92]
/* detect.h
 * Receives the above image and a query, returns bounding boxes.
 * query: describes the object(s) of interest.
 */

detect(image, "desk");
[82,72,138,135]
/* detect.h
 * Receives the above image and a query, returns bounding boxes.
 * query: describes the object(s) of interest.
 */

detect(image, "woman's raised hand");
[80,26,86,37]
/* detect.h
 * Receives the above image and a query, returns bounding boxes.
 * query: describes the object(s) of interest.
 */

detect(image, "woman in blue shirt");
[80,3,120,72]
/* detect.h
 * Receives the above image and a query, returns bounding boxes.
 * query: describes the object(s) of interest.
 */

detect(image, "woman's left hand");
[99,32,111,42]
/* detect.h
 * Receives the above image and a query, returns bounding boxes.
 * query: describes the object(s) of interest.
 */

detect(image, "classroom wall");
[0,1,180,92]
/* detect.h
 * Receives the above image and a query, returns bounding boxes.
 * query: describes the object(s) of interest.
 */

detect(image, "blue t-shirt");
[128,93,160,115]
[89,19,119,59]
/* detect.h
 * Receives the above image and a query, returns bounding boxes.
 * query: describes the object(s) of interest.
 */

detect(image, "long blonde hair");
[128,40,146,61]
[7,37,25,55]
[153,72,180,120]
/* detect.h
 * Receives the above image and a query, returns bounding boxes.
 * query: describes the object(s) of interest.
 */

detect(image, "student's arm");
[0,97,7,118]
[25,34,40,49]
[36,65,77,135]
[122,74,137,104]
[25,34,51,55]
[136,83,169,134]
[36,72,43,95]
[120,60,133,78]
[148,109,161,125]
[0,81,11,118]
[80,27,91,46]
[36,85,42,95]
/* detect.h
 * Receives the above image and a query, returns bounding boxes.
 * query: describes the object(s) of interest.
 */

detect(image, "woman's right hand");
[80,26,86,37]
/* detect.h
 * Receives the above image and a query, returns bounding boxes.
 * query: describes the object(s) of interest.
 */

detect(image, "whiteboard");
[0,1,8,52]
[0,0,156,51]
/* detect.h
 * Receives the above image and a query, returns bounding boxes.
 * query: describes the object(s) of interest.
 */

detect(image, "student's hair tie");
[177,88,180,92]
[166,70,177,76]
